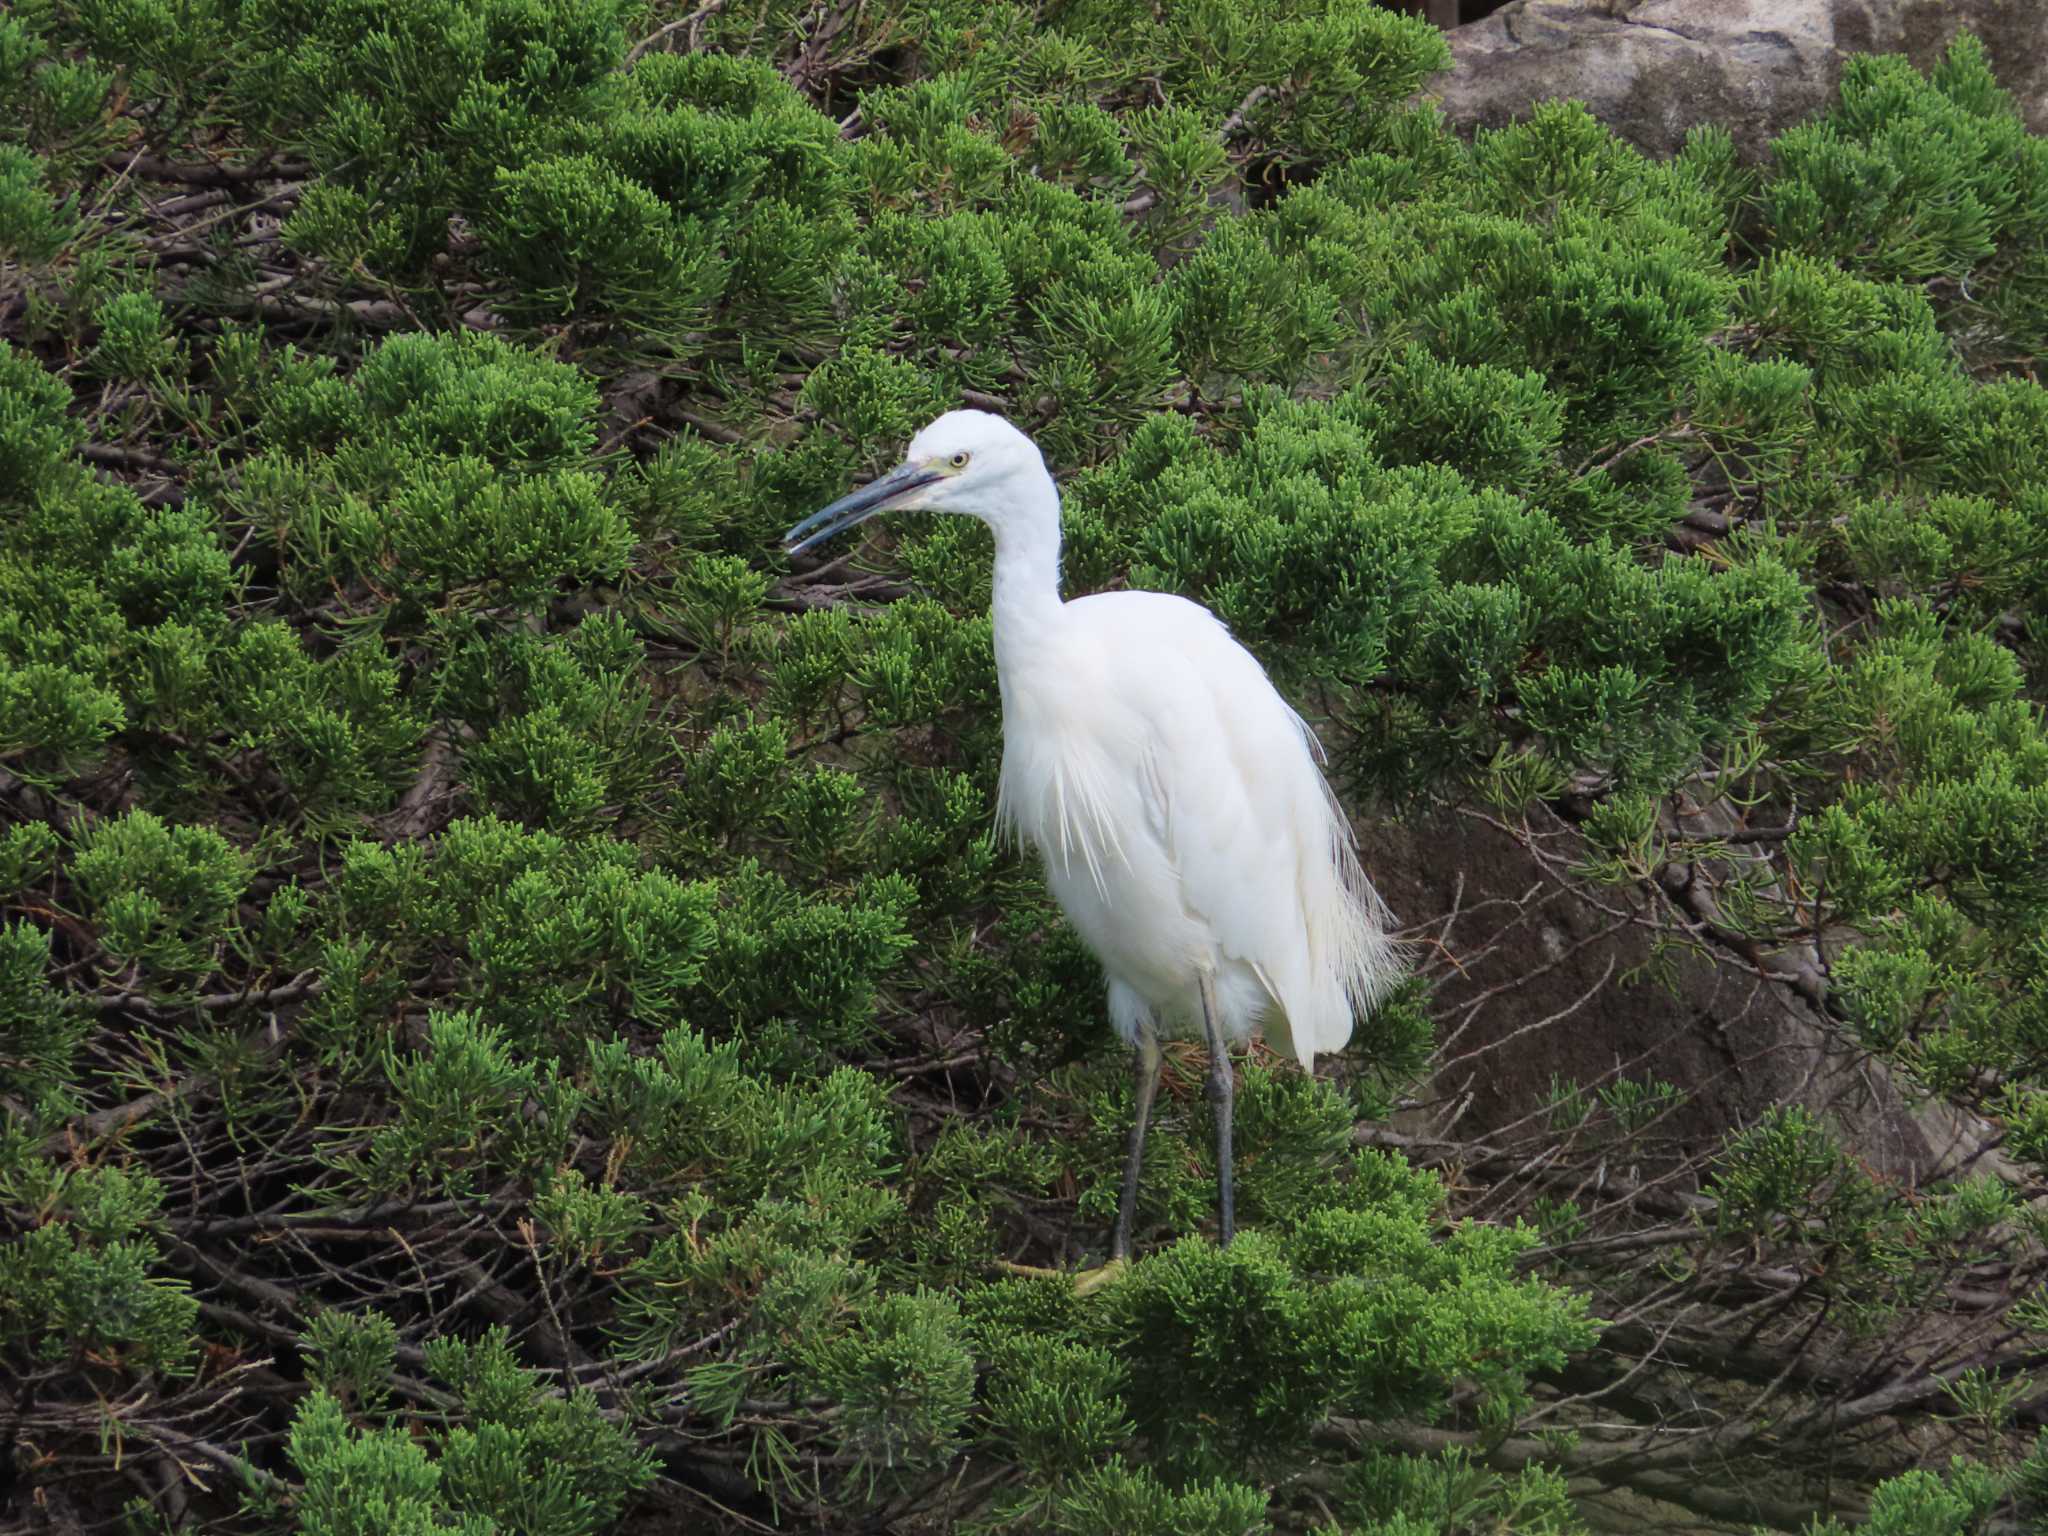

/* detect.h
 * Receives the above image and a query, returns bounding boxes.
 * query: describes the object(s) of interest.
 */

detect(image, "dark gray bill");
[783,462,941,557]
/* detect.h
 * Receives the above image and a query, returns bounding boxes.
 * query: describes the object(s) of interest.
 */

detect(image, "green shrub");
[2,9,2046,1534]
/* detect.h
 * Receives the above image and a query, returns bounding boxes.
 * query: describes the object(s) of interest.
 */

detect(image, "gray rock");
[1428,0,2048,159]
[1372,806,1938,1183]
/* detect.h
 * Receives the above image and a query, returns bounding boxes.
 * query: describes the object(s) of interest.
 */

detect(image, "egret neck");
[986,464,1066,687]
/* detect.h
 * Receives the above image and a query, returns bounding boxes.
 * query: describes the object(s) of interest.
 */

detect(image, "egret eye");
[949,452,970,469]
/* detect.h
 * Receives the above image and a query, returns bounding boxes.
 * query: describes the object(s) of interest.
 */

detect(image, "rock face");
[1368,806,1971,1189]
[1428,0,2048,158]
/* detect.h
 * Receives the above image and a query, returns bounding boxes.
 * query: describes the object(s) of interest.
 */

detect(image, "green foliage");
[0,920,85,1115]
[287,1390,492,1536]
[0,1163,198,1376]
[1789,1457,2007,1536]
[1336,1448,1584,1535]
[1075,392,1807,793]
[331,816,717,1053]
[1106,1218,1593,1477]
[301,1308,400,1410]
[1767,35,2048,361]
[0,143,77,262]
[797,1289,977,1480]
[286,1317,656,1536]
[1709,1105,1866,1235]
[0,337,83,495]
[1049,1459,1272,1536]
[428,1328,658,1534]
[4,6,2048,1534]
[69,809,248,980]
[477,153,727,354]
[254,332,632,613]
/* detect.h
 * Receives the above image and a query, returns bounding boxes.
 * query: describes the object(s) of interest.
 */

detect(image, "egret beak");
[783,462,942,557]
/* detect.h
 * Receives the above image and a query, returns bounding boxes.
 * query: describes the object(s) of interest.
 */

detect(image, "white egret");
[785,411,1402,1261]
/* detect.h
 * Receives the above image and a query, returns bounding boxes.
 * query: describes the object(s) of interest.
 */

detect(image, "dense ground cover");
[4,1,2048,1531]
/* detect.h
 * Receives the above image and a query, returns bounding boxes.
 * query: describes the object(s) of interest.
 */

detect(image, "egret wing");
[1072,591,1398,1065]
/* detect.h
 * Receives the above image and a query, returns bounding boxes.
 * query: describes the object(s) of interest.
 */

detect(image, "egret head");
[784,410,1050,556]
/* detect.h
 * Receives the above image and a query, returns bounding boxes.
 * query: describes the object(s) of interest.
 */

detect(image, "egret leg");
[1112,1032,1163,1262]
[1198,972,1234,1246]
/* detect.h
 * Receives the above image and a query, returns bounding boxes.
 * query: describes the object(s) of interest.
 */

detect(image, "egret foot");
[991,1256,1129,1295]
[1073,1256,1128,1296]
